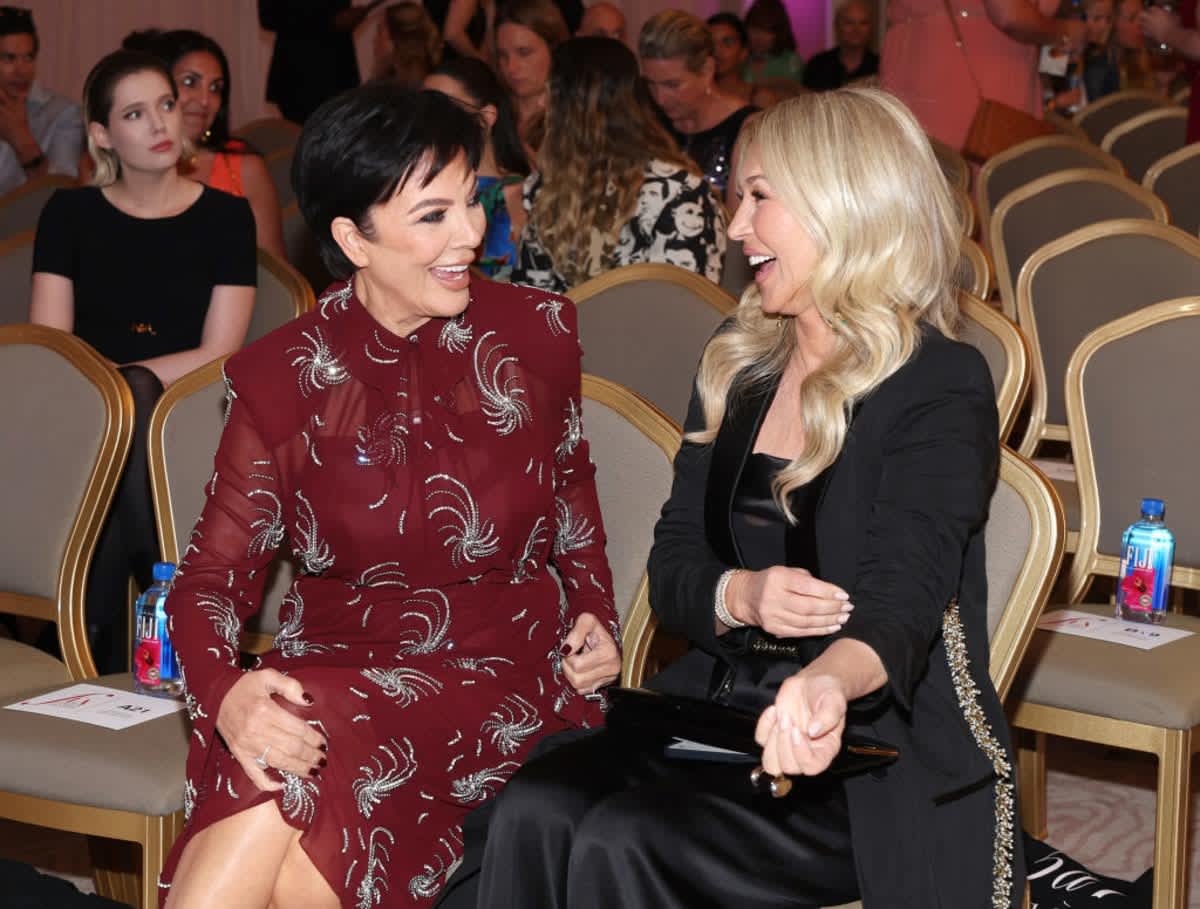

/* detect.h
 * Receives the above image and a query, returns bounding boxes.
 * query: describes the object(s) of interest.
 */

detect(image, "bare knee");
[268,834,339,909]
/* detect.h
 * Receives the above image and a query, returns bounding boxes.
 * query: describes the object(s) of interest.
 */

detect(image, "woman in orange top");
[157,29,286,261]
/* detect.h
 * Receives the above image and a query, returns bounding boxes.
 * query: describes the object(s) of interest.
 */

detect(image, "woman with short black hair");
[158,83,620,909]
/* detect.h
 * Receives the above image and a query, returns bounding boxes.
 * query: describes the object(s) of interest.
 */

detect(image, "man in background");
[577,2,626,43]
[803,0,879,91]
[0,6,82,196]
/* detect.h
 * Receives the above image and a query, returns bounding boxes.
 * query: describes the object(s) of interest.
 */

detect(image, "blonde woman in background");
[513,36,726,292]
[478,87,1022,909]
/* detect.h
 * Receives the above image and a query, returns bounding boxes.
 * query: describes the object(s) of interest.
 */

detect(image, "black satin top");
[731,453,824,573]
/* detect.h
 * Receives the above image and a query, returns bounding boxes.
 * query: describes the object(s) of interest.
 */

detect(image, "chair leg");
[89,836,138,906]
[1017,730,1048,839]
[1152,730,1191,909]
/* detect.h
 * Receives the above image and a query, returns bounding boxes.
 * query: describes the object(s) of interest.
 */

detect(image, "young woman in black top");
[29,50,256,674]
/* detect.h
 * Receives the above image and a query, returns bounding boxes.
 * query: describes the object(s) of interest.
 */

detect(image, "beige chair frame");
[0,174,77,233]
[569,262,737,315]
[990,168,1168,321]
[927,134,970,192]
[1100,107,1189,180]
[0,229,35,325]
[1044,110,1089,142]
[1013,298,1200,909]
[257,246,315,318]
[952,183,976,237]
[1014,219,1200,460]
[579,375,682,689]
[1074,88,1172,144]
[1142,141,1200,228]
[958,236,994,301]
[960,293,1031,444]
[975,135,1123,251]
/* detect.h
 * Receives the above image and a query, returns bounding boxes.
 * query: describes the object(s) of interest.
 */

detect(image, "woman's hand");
[561,612,621,695]
[1140,6,1179,46]
[754,670,849,776]
[725,566,852,637]
[215,669,328,791]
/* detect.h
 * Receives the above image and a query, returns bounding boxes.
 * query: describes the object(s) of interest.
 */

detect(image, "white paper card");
[1037,609,1194,650]
[1039,45,1071,76]
[1031,459,1077,484]
[4,683,185,730]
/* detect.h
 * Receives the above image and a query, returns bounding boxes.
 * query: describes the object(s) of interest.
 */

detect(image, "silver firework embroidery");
[396,588,453,655]
[438,313,473,353]
[354,412,408,467]
[511,516,549,584]
[183,778,197,821]
[288,327,349,397]
[444,655,514,677]
[318,281,353,320]
[354,826,395,909]
[407,856,447,901]
[274,588,333,658]
[425,474,500,565]
[279,770,320,824]
[246,488,285,558]
[220,365,237,427]
[536,297,569,336]
[480,694,543,756]
[361,666,444,707]
[293,490,335,574]
[353,736,418,818]
[450,761,520,803]
[356,562,408,588]
[555,398,582,463]
[364,329,406,365]
[472,331,531,435]
[198,592,240,661]
[553,497,595,555]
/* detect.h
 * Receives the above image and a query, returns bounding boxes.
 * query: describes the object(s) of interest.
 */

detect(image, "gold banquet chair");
[0,229,35,325]
[238,116,301,157]
[1100,107,1188,184]
[1011,297,1200,909]
[264,147,296,210]
[0,326,190,909]
[958,292,1031,444]
[246,247,314,345]
[568,263,736,427]
[989,168,1167,322]
[0,173,75,241]
[1143,142,1200,236]
[927,134,969,192]
[823,447,1066,909]
[955,236,994,303]
[1074,88,1172,146]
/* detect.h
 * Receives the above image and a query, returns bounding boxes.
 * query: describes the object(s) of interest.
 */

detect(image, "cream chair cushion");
[0,639,71,701]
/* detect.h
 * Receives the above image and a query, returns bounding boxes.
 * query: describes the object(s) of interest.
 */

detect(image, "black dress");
[475,453,860,909]
[669,105,757,197]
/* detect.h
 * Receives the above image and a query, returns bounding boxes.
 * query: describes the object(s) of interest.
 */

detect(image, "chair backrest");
[568,263,736,426]
[578,374,680,687]
[281,201,331,296]
[1100,107,1188,183]
[990,168,1167,321]
[0,175,75,241]
[986,448,1065,700]
[955,236,994,300]
[147,358,297,649]
[928,134,969,192]
[975,136,1123,249]
[264,147,296,209]
[0,230,34,325]
[1064,297,1200,603]
[958,292,1031,443]
[952,184,976,237]
[1044,110,1089,142]
[720,237,754,301]
[0,324,133,679]
[1015,220,1200,458]
[248,248,313,345]
[238,117,301,157]
[1074,89,1170,145]
[1142,142,1200,235]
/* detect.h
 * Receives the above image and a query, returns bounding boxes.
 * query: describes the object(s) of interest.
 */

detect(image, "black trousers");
[476,728,860,909]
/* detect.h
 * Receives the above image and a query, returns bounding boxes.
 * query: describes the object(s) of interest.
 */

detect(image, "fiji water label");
[1117,538,1171,615]
[134,608,178,689]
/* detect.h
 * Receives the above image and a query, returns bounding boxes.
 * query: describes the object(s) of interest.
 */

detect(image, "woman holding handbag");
[881,0,1086,151]
[475,87,1024,908]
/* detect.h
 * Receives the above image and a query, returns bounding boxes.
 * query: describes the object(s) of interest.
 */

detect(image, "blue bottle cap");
[1141,498,1165,518]
[152,562,177,582]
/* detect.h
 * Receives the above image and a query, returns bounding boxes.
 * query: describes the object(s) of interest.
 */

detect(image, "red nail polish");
[318,757,327,769]
[309,767,321,779]
[318,743,328,753]
[302,692,315,706]
[560,643,573,657]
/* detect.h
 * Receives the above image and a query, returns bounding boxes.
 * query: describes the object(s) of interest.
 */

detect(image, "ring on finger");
[255,744,272,769]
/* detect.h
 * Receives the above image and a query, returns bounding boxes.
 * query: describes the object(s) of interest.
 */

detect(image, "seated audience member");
[478,87,1020,909]
[1050,0,1120,112]
[744,0,805,86]
[495,0,569,148]
[1115,0,1157,90]
[155,30,286,261]
[577,1,627,42]
[155,83,619,909]
[639,10,757,208]
[1141,0,1200,139]
[372,1,443,85]
[428,0,490,61]
[425,56,530,280]
[29,50,255,674]
[514,36,726,291]
[804,0,879,91]
[0,6,82,196]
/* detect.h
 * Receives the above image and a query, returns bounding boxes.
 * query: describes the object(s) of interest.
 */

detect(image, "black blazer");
[646,326,1024,908]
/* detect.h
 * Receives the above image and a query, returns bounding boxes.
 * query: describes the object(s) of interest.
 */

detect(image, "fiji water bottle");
[133,562,182,697]
[1115,499,1175,625]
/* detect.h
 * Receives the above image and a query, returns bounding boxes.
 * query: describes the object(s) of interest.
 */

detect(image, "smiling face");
[90,68,183,174]
[335,152,486,336]
[495,22,552,101]
[709,22,748,78]
[0,32,36,100]
[728,144,820,316]
[172,50,225,142]
[641,55,712,125]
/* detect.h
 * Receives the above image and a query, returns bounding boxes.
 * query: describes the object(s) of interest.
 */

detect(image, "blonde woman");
[513,36,726,292]
[29,49,255,676]
[477,89,1020,908]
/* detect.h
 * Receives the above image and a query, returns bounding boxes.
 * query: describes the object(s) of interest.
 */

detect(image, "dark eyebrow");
[408,198,453,213]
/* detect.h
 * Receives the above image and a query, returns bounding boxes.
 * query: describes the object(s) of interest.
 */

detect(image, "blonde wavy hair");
[690,87,962,520]
[531,36,694,287]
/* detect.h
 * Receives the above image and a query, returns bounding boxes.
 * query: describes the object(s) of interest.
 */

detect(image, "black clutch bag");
[607,687,899,782]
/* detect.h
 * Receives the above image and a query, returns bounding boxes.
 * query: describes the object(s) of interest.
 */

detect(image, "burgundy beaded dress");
[157,277,617,907]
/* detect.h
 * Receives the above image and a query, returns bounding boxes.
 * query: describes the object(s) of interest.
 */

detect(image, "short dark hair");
[293,84,484,280]
[428,56,529,177]
[706,12,748,48]
[0,6,37,53]
[744,0,797,54]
